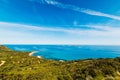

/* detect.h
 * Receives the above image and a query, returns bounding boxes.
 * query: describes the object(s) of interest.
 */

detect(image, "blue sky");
[0,0,120,45]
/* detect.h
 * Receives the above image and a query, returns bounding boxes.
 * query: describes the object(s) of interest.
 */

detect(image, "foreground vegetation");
[0,45,120,80]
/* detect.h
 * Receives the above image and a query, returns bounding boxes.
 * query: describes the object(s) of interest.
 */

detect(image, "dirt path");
[0,61,6,67]
[117,71,120,76]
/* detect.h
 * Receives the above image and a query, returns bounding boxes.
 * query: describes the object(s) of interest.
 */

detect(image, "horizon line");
[2,44,120,46]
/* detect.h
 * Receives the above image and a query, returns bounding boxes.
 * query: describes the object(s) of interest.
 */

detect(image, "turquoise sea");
[6,45,120,60]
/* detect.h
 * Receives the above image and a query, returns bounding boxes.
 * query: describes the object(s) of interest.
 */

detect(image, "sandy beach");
[29,51,42,59]
[37,56,42,58]
[29,51,37,56]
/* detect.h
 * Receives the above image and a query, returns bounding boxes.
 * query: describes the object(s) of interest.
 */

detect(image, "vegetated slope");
[0,46,120,80]
[0,45,11,51]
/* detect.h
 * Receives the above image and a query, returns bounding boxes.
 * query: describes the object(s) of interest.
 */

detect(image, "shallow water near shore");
[6,45,120,60]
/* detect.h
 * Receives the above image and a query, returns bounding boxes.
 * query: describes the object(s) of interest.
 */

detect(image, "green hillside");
[0,45,11,51]
[0,46,120,80]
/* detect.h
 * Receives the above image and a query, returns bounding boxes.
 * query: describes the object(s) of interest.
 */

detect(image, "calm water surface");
[6,45,120,60]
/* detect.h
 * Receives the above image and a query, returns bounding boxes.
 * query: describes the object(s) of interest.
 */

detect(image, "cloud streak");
[0,22,83,34]
[1,21,120,44]
[0,21,120,36]
[42,0,120,20]
[0,21,111,35]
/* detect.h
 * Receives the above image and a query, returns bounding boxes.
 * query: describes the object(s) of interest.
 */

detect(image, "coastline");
[0,45,120,80]
[29,51,42,59]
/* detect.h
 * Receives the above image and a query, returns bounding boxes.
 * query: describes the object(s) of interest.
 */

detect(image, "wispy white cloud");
[0,22,83,34]
[0,21,120,36]
[1,21,120,45]
[82,10,120,20]
[41,0,120,20]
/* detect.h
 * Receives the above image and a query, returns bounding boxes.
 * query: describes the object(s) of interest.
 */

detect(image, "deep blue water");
[6,45,120,60]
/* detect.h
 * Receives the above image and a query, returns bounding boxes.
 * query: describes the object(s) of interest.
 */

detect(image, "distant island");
[0,45,120,80]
